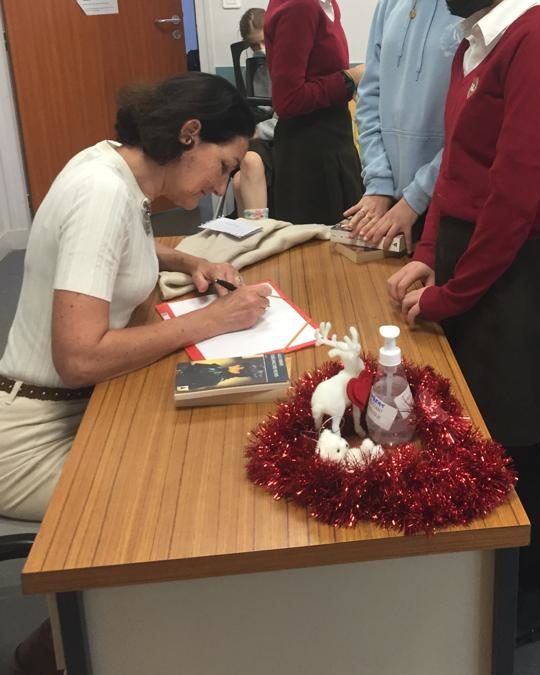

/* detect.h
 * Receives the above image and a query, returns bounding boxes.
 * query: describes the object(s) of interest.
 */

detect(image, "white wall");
[199,0,378,70]
[0,7,31,260]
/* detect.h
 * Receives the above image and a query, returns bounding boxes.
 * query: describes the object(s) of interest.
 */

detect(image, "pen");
[215,278,237,292]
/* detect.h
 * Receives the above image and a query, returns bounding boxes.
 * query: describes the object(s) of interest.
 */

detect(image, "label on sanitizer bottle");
[366,391,398,431]
[394,385,414,419]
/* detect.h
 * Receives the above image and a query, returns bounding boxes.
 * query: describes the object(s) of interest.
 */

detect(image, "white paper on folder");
[161,283,316,359]
[77,0,118,15]
[199,217,262,239]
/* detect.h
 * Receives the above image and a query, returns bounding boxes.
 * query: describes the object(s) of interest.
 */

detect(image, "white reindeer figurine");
[311,322,365,437]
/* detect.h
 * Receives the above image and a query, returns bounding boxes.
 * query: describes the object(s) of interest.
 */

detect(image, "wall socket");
[222,0,241,8]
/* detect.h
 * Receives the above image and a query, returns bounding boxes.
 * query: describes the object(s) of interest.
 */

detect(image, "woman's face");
[164,135,248,210]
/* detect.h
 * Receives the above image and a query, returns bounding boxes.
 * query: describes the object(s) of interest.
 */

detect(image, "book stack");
[174,353,290,408]
[333,243,385,264]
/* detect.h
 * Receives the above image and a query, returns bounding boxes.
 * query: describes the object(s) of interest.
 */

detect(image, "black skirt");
[271,104,363,225]
[436,216,540,447]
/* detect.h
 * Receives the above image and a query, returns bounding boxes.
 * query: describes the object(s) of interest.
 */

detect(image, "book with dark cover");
[174,353,290,407]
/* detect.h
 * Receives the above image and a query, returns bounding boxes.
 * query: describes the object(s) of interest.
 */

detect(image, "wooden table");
[23,238,529,675]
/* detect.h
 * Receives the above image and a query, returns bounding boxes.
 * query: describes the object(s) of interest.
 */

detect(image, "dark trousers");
[506,444,540,592]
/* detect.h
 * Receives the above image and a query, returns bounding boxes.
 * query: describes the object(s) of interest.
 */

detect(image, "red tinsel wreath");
[246,359,516,534]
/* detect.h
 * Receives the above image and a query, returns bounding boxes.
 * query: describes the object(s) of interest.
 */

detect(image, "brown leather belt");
[0,375,94,402]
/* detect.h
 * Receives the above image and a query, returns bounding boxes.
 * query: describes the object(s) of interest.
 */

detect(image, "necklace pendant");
[409,7,416,18]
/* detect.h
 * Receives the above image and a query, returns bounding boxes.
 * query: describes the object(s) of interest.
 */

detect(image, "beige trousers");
[0,386,87,521]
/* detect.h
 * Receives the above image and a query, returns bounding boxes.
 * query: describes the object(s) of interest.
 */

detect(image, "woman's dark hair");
[115,72,255,164]
[239,7,265,42]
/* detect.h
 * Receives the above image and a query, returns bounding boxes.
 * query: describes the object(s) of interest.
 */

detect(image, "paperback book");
[174,353,290,408]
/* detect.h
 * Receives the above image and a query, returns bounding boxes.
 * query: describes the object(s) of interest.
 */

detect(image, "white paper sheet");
[199,217,262,239]
[77,0,119,16]
[158,282,316,359]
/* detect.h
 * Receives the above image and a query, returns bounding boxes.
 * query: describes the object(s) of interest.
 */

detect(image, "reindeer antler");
[315,323,361,355]
[315,321,337,347]
[342,327,361,354]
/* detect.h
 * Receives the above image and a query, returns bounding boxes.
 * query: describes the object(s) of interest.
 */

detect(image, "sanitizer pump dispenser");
[366,325,416,446]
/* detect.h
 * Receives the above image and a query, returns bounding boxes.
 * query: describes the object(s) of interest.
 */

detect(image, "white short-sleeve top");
[0,141,159,387]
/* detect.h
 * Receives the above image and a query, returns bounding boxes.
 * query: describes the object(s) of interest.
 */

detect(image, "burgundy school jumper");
[413,7,540,448]
[264,0,362,225]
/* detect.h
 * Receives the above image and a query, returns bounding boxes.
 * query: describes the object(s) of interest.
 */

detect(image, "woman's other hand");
[344,195,392,238]
[206,283,272,333]
[387,261,434,304]
[190,258,243,295]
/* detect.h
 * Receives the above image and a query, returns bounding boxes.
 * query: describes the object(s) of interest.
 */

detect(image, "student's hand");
[387,261,434,304]
[190,258,243,296]
[206,283,272,333]
[344,64,365,86]
[361,198,418,254]
[401,287,427,326]
[344,195,393,238]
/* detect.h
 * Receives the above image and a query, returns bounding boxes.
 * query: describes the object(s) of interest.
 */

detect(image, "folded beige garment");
[158,218,330,300]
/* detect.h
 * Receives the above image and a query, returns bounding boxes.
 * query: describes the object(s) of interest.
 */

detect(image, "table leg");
[56,591,93,675]
[491,547,519,675]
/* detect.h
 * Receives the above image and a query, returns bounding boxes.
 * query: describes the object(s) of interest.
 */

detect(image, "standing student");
[345,0,459,253]
[387,0,540,643]
[264,0,364,225]
[233,7,276,220]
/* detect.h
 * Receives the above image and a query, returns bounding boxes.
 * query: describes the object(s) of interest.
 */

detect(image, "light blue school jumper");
[357,0,460,215]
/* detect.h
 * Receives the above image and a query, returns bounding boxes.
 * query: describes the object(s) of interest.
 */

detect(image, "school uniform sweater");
[414,6,540,322]
[264,0,349,118]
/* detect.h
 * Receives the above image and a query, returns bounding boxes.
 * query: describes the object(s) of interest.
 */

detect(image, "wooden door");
[2,0,187,212]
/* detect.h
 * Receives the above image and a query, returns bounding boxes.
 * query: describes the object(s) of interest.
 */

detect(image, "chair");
[230,41,272,114]
[0,515,38,562]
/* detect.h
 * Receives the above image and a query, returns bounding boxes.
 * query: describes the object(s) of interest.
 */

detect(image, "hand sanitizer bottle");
[366,325,415,446]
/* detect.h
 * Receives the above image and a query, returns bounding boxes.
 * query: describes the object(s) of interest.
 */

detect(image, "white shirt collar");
[462,0,539,46]
[460,0,540,75]
[319,0,335,21]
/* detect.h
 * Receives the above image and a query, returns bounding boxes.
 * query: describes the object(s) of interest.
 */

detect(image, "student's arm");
[419,30,540,322]
[402,148,443,217]
[357,0,394,197]
[266,1,348,118]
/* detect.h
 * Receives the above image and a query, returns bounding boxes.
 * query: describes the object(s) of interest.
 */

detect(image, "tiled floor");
[1,202,539,674]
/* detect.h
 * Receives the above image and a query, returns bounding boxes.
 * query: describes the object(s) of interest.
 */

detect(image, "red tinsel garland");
[245,359,516,534]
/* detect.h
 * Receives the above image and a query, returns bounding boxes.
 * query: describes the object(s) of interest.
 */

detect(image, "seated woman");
[233,7,276,220]
[0,71,271,523]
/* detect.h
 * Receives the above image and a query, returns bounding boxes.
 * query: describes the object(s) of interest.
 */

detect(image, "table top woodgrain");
[22,237,529,594]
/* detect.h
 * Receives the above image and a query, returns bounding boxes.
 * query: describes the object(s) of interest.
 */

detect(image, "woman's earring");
[182,135,194,147]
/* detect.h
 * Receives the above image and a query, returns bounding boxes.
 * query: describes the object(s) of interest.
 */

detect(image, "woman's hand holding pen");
[206,283,272,334]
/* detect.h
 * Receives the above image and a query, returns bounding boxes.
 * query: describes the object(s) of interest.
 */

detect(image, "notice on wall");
[77,0,119,15]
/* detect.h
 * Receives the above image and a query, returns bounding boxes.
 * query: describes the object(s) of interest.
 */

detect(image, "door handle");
[154,15,181,25]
